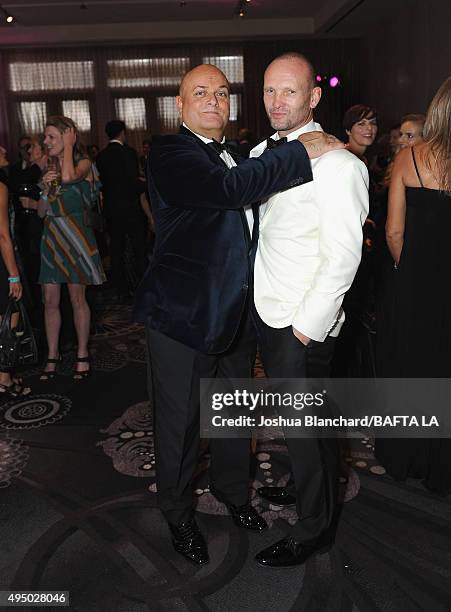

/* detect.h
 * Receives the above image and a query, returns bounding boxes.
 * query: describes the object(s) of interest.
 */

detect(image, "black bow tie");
[266,137,288,149]
[208,140,233,155]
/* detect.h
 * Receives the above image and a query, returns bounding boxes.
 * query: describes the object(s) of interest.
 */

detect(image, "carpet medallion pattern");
[0,300,450,611]
[0,394,72,430]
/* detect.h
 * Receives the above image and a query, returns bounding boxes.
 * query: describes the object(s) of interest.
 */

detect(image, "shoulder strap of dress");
[411,147,424,188]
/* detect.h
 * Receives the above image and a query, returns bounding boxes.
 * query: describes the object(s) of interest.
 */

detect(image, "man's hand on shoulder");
[298,131,344,159]
[292,326,311,346]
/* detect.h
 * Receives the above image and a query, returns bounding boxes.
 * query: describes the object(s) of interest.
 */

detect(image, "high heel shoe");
[73,356,90,381]
[0,380,32,397]
[40,356,62,381]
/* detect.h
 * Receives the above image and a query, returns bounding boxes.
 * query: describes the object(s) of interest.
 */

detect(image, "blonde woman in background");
[398,113,426,149]
[38,116,105,381]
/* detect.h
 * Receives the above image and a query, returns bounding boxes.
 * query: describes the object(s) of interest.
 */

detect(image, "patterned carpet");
[1,297,450,612]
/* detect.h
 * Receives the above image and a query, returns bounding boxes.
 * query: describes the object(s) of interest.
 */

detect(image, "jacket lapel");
[178,125,251,244]
[178,125,228,167]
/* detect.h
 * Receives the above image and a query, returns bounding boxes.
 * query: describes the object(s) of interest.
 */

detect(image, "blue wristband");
[8,276,20,283]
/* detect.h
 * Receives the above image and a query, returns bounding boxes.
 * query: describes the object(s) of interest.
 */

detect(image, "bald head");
[176,64,231,140]
[263,53,321,136]
[265,53,316,90]
[179,64,229,96]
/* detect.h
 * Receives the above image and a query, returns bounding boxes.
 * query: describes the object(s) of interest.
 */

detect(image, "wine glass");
[47,156,61,196]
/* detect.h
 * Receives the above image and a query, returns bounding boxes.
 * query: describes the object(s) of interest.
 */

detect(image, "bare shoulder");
[410,143,441,188]
[389,149,415,186]
[0,182,8,216]
[394,144,439,188]
[393,145,432,174]
[0,181,7,200]
[393,147,412,169]
[413,142,435,170]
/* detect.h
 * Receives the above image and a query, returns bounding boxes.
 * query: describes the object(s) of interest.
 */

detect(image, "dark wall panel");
[361,0,451,129]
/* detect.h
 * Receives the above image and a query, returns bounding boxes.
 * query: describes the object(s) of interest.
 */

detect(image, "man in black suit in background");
[96,120,149,297]
[134,64,343,566]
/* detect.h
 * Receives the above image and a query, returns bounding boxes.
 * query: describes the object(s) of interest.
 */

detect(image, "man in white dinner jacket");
[250,52,369,568]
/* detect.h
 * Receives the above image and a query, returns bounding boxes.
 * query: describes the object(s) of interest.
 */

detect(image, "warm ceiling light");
[0,5,15,23]
[235,0,247,17]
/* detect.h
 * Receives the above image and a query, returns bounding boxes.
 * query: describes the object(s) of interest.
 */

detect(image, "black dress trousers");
[146,310,257,525]
[251,303,339,544]
[107,213,148,292]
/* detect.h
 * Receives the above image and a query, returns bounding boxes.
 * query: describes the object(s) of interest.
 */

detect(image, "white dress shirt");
[182,123,253,234]
[250,120,369,341]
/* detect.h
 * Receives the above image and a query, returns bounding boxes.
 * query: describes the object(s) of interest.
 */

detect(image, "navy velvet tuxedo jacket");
[134,125,313,354]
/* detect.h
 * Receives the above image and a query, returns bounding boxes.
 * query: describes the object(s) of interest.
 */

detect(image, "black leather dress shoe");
[255,536,331,567]
[227,503,268,531]
[169,519,210,565]
[258,486,296,506]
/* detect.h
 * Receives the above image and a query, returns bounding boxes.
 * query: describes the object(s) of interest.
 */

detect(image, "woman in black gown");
[376,77,451,495]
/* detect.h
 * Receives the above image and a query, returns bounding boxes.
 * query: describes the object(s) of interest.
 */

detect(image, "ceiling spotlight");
[236,0,247,17]
[0,5,15,23]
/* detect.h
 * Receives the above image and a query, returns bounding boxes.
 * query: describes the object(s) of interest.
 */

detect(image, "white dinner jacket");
[250,120,369,342]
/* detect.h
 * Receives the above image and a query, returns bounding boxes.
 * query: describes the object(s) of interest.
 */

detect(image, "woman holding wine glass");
[38,116,105,381]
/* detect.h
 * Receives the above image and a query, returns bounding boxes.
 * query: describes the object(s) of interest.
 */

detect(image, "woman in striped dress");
[38,116,105,380]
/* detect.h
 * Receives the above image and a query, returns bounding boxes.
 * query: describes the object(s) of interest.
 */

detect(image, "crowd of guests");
[0,117,153,392]
[0,74,450,501]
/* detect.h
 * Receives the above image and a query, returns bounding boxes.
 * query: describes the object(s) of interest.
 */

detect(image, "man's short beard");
[270,119,294,131]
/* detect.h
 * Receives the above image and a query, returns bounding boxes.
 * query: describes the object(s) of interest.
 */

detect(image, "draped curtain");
[2,39,361,159]
[3,43,245,157]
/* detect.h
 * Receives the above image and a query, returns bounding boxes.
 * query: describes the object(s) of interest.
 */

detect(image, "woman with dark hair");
[343,104,378,164]
[377,77,451,496]
[0,145,31,397]
[17,135,48,322]
[37,116,105,380]
[341,106,379,312]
